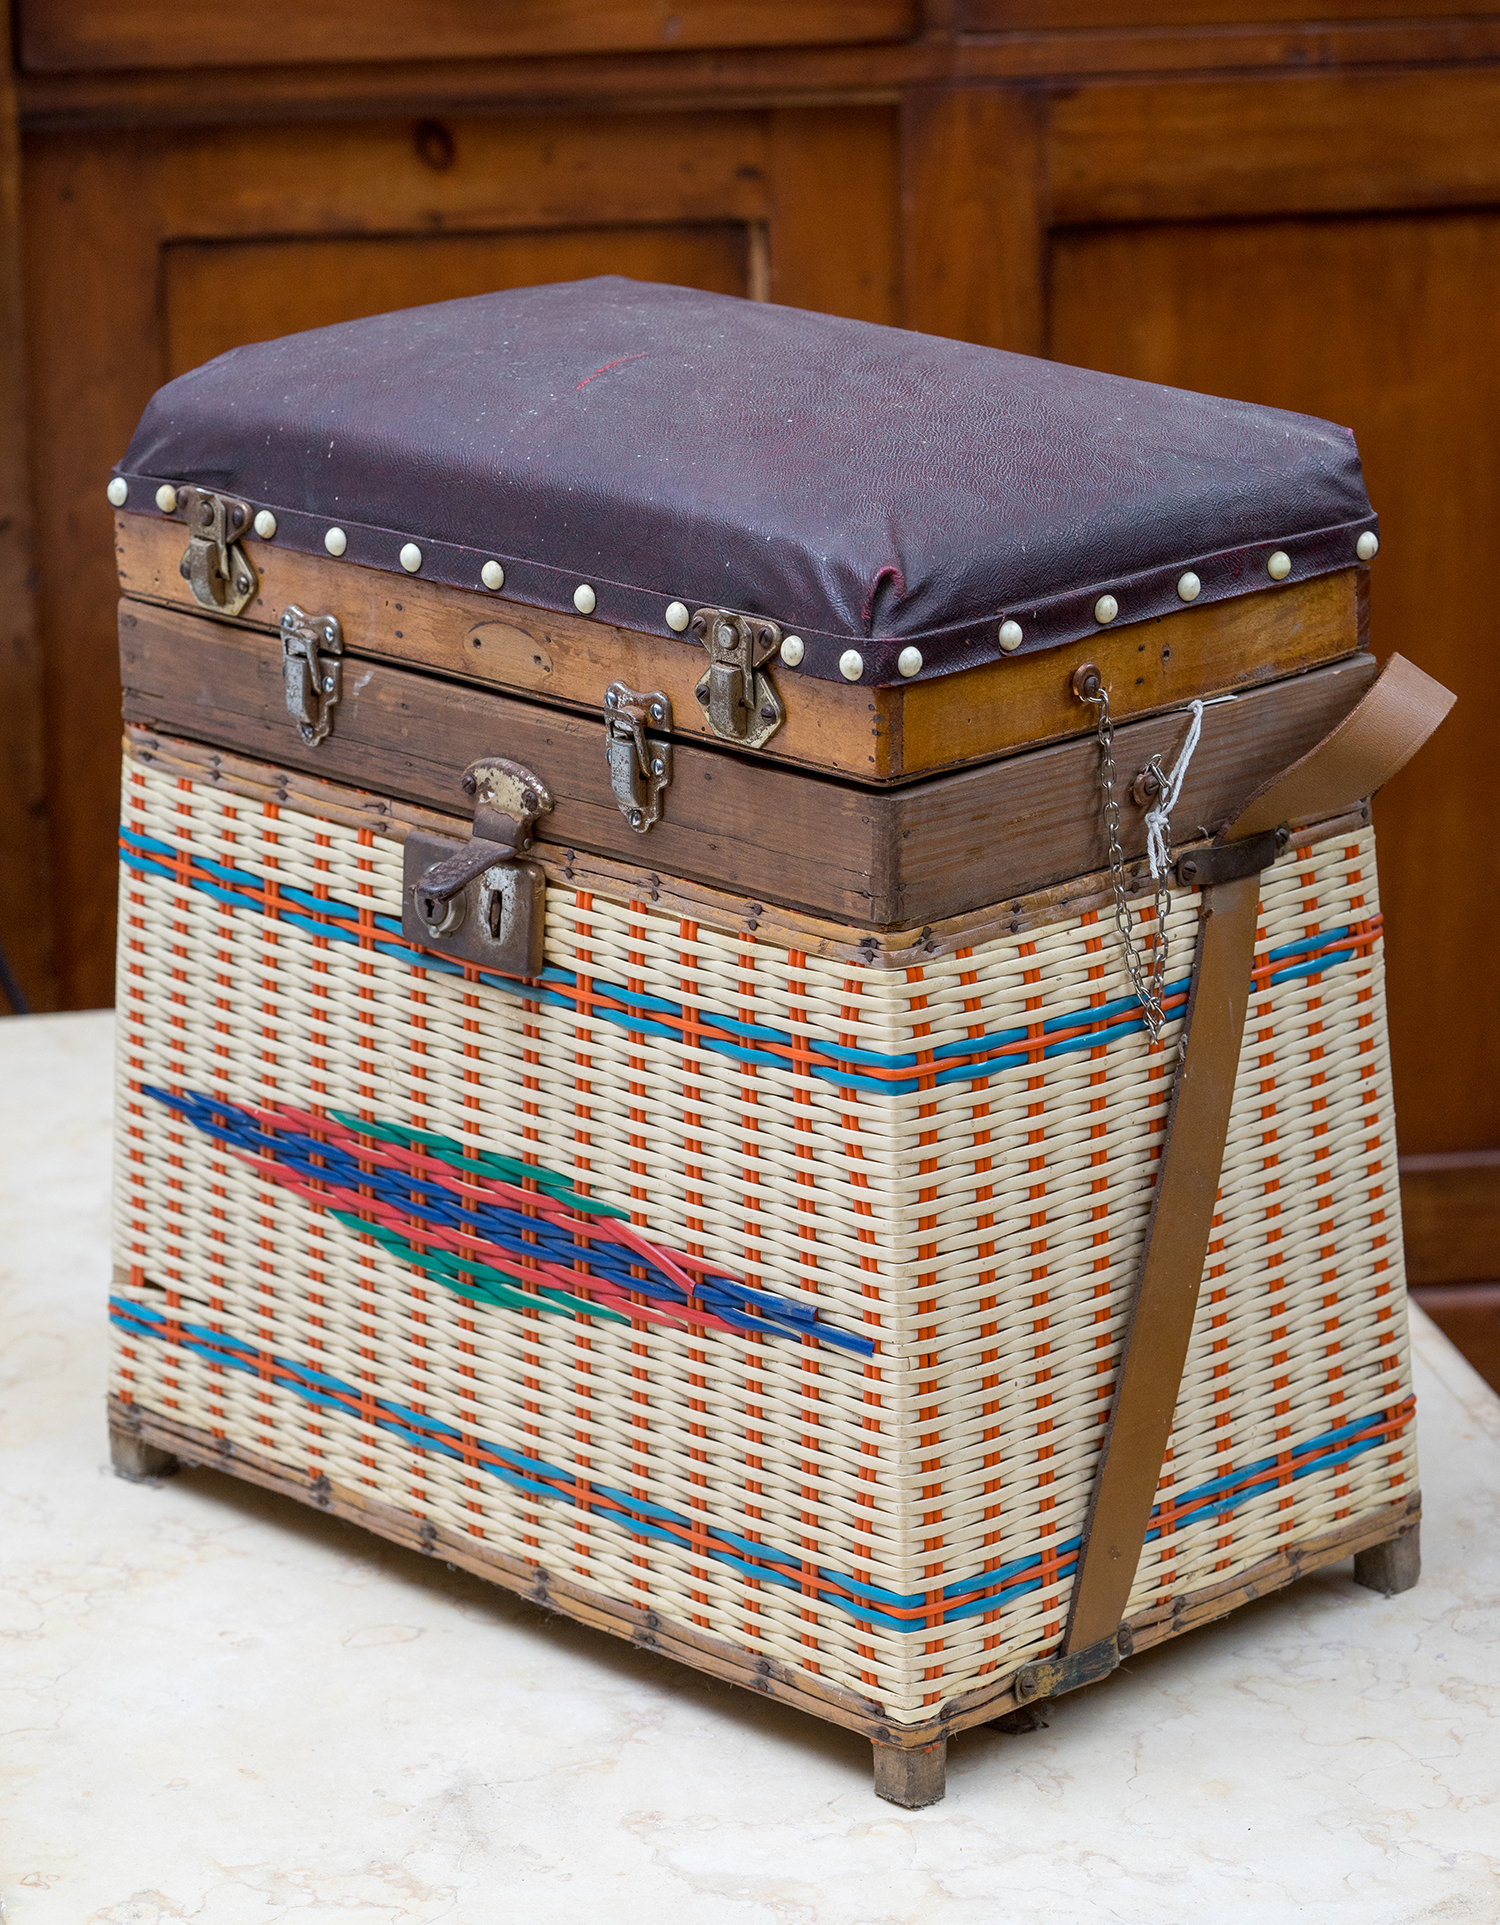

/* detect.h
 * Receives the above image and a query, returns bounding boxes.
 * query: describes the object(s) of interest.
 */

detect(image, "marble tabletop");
[3,1011,1498,1925]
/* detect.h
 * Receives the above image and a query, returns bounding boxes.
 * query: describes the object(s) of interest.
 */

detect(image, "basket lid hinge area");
[401,758,553,977]
[178,487,258,619]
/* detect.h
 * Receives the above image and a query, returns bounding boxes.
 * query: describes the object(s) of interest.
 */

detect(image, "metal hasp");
[1012,1625,1133,1706]
[177,487,258,618]
[604,683,673,831]
[691,608,785,749]
[280,606,344,747]
[401,757,553,977]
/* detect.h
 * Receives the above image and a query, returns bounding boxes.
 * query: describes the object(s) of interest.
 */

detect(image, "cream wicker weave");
[111,731,1415,1729]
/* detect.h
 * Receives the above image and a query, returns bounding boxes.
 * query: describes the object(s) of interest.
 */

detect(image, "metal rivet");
[574,583,596,615]
[107,477,129,507]
[155,483,178,514]
[253,510,277,540]
[998,619,1023,652]
[481,560,505,591]
[1177,571,1201,602]
[1072,663,1103,702]
[780,635,804,667]
[399,542,423,574]
[839,649,864,681]
[1094,594,1119,624]
[665,600,690,632]
[1267,550,1292,580]
[325,527,347,557]
[1356,532,1379,562]
[605,688,618,708]
[897,646,923,678]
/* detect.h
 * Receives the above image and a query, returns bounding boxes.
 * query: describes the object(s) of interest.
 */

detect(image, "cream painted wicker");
[111,729,1415,1727]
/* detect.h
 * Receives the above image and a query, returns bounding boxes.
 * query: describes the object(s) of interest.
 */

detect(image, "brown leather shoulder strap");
[1227,653,1454,839]
[1058,652,1453,1670]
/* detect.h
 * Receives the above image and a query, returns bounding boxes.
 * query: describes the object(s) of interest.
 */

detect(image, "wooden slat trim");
[20,28,1500,132]
[108,1393,1420,1749]
[1048,69,1500,226]
[118,598,1378,929]
[116,515,1361,785]
[125,724,1373,966]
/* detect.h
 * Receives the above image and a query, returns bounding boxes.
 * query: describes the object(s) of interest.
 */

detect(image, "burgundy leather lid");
[114,277,1376,688]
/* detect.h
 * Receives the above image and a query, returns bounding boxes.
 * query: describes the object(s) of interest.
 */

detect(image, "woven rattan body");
[111,731,1416,1734]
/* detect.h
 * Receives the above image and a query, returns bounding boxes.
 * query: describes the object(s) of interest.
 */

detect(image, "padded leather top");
[114,277,1376,688]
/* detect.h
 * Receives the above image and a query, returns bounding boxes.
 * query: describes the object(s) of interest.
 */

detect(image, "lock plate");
[691,608,784,749]
[400,756,553,977]
[178,487,258,618]
[281,606,344,747]
[604,683,672,832]
[402,835,547,976]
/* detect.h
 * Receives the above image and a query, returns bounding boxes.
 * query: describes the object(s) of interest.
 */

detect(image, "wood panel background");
[3,0,1497,1283]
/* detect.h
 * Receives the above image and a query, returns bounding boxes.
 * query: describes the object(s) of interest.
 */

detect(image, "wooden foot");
[872,1736,947,1808]
[1353,1521,1420,1596]
[109,1419,179,1484]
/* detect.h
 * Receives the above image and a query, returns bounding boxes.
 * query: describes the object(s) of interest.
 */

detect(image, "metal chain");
[1079,679,1172,1042]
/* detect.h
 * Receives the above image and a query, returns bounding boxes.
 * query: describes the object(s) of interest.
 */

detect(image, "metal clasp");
[400,757,553,977]
[604,684,672,832]
[280,607,344,747]
[178,487,258,618]
[691,608,784,749]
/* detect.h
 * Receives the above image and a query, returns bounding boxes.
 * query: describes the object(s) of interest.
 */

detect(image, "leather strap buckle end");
[1176,829,1282,888]
[1014,1626,1134,1705]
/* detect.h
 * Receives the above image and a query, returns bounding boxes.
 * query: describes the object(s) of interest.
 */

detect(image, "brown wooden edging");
[120,598,1378,929]
[108,1395,1420,1753]
[124,726,1372,969]
[115,515,1362,786]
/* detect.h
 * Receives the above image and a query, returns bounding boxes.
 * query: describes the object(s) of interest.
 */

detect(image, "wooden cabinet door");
[1051,210,1500,1157]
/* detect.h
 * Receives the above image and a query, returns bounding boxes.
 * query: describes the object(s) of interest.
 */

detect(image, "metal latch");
[691,608,785,749]
[401,758,553,977]
[604,683,672,832]
[177,487,258,618]
[281,607,344,747]
[1013,1625,1134,1706]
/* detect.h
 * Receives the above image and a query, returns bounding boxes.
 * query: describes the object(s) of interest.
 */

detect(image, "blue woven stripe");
[112,1292,1409,1634]
[119,827,1377,1097]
